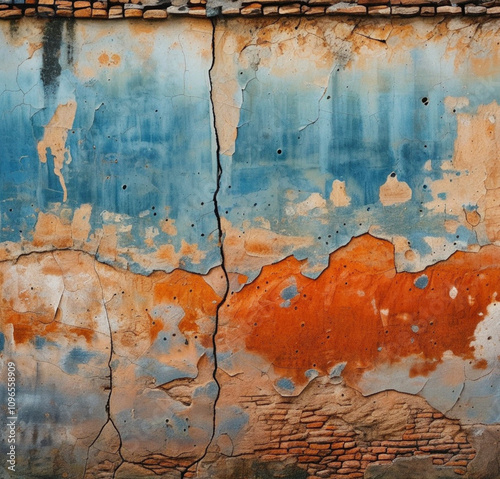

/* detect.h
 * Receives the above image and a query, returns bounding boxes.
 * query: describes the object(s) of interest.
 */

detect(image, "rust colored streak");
[222,235,498,385]
[3,308,96,345]
[4,309,55,344]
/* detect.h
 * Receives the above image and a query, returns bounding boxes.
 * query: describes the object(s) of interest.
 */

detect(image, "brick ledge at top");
[0,0,499,19]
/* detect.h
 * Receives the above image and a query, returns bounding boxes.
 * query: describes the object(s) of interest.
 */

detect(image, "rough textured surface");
[1,16,500,479]
[1,0,500,18]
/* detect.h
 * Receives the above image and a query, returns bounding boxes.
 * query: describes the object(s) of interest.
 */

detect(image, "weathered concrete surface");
[1,16,500,479]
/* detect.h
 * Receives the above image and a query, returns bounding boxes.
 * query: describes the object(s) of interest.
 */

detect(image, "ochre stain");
[472,358,489,370]
[98,52,121,67]
[221,234,499,386]
[37,101,77,202]
[3,309,94,345]
[153,269,220,349]
[147,312,164,343]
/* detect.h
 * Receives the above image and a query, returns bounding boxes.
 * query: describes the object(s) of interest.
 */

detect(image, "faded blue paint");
[220,40,500,278]
[215,406,249,437]
[281,283,299,301]
[414,275,429,289]
[193,380,219,399]
[0,332,4,352]
[0,22,219,275]
[62,347,96,374]
[276,377,295,391]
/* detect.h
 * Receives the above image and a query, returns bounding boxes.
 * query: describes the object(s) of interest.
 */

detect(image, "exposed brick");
[368,5,391,13]
[124,8,142,16]
[270,414,287,420]
[331,448,346,455]
[289,448,307,454]
[436,5,461,12]
[370,447,387,454]
[343,460,361,468]
[465,4,486,13]
[307,422,326,429]
[38,5,55,14]
[302,415,330,423]
[143,9,167,17]
[446,460,468,467]
[331,442,346,449]
[338,454,357,461]
[0,8,22,17]
[420,445,453,452]
[298,455,322,463]
[392,5,419,13]
[283,441,310,448]
[378,454,396,460]
[326,3,367,12]
[381,441,417,447]
[310,443,331,450]
[266,449,288,455]
[187,6,206,15]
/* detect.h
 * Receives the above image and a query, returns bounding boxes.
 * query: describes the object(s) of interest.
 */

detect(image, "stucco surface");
[1,16,499,479]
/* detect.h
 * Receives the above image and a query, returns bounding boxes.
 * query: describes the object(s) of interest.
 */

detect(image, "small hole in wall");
[122,185,127,190]
[422,97,429,106]
[277,149,282,155]
[390,172,396,178]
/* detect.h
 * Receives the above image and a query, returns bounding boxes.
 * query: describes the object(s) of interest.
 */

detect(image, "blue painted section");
[276,377,295,391]
[414,275,429,289]
[215,406,249,436]
[221,41,500,277]
[0,22,219,275]
[281,283,298,300]
[62,347,96,374]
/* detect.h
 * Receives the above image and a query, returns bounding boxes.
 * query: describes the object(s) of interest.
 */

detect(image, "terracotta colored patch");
[153,269,220,348]
[221,234,499,386]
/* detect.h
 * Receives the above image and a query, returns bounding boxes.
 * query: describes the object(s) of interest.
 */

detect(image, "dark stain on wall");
[41,20,64,95]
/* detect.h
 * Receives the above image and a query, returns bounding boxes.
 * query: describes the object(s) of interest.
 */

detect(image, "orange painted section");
[4,309,95,345]
[222,235,497,385]
[153,269,221,348]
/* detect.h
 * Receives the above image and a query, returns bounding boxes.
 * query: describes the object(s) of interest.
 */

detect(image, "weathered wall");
[1,16,499,479]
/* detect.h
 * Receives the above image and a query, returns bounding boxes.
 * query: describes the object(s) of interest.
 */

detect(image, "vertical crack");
[181,16,229,478]
[82,261,124,479]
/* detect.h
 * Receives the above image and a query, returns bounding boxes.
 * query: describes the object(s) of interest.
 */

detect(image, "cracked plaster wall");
[1,15,500,479]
